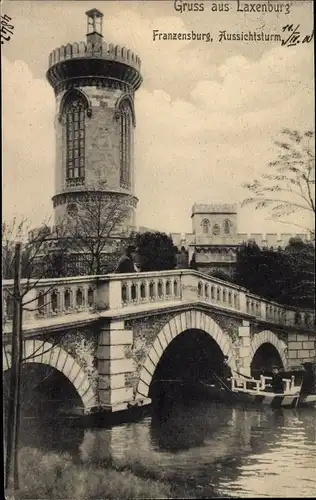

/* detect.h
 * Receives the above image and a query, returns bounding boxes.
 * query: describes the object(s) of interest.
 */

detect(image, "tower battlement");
[47,41,142,93]
[192,203,238,215]
[48,41,141,74]
[47,9,142,94]
[171,232,312,250]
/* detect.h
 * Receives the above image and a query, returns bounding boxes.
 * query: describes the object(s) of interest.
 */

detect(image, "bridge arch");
[136,310,236,399]
[2,340,96,410]
[250,330,288,372]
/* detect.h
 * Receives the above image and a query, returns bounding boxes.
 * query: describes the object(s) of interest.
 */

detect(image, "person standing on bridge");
[115,245,136,273]
[133,246,142,272]
[271,366,284,394]
[176,246,189,269]
[222,355,233,388]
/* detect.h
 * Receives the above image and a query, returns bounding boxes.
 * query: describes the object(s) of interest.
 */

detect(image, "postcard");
[2,1,315,498]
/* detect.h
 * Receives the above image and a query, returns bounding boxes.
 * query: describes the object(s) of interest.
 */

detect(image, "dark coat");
[271,373,284,393]
[176,251,189,269]
[301,369,316,394]
[222,363,233,380]
[115,255,135,274]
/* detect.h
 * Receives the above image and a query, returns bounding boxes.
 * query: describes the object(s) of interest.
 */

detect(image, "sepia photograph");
[2,0,315,498]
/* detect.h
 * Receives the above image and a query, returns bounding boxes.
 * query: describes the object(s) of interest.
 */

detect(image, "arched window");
[64,95,86,183]
[119,100,132,189]
[224,219,230,234]
[202,219,210,234]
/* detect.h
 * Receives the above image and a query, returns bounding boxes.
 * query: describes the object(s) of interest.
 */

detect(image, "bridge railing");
[2,276,98,323]
[119,270,182,307]
[2,270,315,331]
[232,375,296,393]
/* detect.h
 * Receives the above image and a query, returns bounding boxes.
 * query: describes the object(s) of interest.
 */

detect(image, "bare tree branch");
[242,129,315,234]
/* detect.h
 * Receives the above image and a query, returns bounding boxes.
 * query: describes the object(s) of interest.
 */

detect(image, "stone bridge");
[2,270,315,415]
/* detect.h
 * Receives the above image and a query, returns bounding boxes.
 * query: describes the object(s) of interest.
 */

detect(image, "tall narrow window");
[224,219,230,234]
[65,97,85,183]
[119,101,132,189]
[202,219,210,234]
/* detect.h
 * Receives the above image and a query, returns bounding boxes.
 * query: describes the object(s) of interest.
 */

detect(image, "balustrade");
[2,270,314,332]
[120,273,181,306]
[2,277,97,323]
[197,277,240,312]
[246,294,262,319]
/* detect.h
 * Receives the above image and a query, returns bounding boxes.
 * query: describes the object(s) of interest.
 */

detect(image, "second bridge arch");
[136,311,237,402]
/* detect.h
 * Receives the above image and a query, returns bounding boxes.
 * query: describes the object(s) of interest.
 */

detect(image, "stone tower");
[46,8,142,230]
[190,204,239,276]
[191,203,238,242]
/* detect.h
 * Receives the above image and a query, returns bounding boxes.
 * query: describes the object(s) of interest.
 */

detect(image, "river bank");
[5,446,205,499]
[5,404,316,499]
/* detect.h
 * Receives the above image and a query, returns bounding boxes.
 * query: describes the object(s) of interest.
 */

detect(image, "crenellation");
[65,43,72,57]
[48,41,141,72]
[72,42,79,56]
[266,233,278,247]
[59,45,66,61]
[78,41,85,55]
[179,231,311,250]
[192,203,238,214]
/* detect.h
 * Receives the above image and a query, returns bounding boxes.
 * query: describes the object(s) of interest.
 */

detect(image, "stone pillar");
[181,271,198,301]
[21,287,38,321]
[95,279,122,311]
[97,319,135,411]
[239,291,247,315]
[237,320,251,377]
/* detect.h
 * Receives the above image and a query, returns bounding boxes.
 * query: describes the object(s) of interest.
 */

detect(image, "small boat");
[57,402,151,427]
[199,374,316,409]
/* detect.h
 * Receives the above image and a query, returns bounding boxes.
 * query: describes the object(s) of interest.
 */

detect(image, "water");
[18,401,316,498]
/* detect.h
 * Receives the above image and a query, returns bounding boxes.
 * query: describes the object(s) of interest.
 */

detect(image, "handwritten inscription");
[1,14,14,44]
[181,284,198,293]
[281,24,314,47]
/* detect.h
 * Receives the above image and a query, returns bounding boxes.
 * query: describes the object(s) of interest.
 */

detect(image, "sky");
[2,0,314,236]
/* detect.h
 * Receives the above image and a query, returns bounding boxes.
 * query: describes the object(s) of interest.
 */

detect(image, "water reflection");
[151,401,231,451]
[17,403,316,498]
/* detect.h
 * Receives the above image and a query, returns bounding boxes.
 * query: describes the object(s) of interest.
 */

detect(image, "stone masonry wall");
[125,312,176,397]
[44,325,99,399]
[54,85,136,225]
[288,331,316,367]
[125,310,244,396]
[250,325,288,344]
[210,312,242,343]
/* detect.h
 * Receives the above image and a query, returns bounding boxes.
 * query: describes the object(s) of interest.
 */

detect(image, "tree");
[61,181,132,275]
[235,242,295,304]
[283,237,315,309]
[242,129,315,236]
[209,269,235,283]
[235,239,315,309]
[2,218,70,280]
[235,241,264,294]
[2,217,27,279]
[3,219,73,490]
[132,231,177,272]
